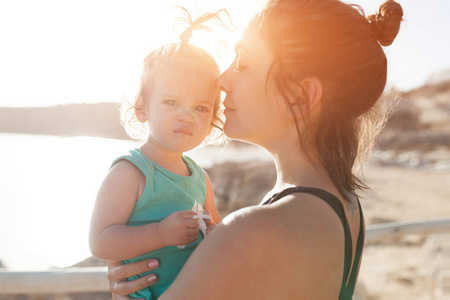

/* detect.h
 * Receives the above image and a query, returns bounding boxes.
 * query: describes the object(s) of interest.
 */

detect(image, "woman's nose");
[217,67,232,94]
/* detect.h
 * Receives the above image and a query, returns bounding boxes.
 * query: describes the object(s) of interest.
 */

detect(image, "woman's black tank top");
[262,187,364,300]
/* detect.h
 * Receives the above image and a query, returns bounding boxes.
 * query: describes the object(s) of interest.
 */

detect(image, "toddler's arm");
[203,170,221,224]
[89,160,199,260]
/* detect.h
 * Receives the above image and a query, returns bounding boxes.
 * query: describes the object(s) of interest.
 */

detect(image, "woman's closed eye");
[234,61,246,72]
[233,57,247,72]
[233,50,247,72]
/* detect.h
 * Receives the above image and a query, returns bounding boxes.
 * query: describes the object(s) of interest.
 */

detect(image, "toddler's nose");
[177,108,197,123]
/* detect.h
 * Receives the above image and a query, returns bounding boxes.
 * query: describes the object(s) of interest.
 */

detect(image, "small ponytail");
[176,6,236,46]
[367,0,403,46]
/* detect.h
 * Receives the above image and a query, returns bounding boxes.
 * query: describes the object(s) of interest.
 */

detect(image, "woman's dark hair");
[257,0,403,200]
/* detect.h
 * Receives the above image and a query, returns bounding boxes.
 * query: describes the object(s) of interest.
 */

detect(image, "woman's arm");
[89,161,200,260]
[161,195,345,299]
[160,206,273,299]
[106,194,345,299]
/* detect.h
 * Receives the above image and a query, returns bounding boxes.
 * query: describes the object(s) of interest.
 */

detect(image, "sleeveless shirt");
[112,148,207,300]
[262,187,364,300]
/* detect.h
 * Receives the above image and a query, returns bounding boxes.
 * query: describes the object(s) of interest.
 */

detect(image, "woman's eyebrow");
[234,44,250,55]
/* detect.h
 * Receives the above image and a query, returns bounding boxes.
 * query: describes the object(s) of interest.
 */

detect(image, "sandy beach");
[354,80,450,298]
[358,161,450,299]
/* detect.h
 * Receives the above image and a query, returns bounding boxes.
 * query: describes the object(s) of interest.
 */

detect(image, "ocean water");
[0,133,138,270]
[0,133,271,270]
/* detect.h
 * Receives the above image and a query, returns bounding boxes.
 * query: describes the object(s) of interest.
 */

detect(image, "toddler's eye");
[165,100,178,106]
[196,106,209,112]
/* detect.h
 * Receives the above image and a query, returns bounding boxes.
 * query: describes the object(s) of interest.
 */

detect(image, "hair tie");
[367,13,380,37]
[180,28,193,45]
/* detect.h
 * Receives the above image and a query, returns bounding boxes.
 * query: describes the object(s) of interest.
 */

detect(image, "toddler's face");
[141,58,219,153]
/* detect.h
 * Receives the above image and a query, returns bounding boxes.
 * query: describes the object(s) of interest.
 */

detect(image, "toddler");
[89,10,227,300]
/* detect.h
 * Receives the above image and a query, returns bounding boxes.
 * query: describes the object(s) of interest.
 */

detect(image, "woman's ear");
[135,95,148,122]
[300,77,323,112]
[288,77,323,120]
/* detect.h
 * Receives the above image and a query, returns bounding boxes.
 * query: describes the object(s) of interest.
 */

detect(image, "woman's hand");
[107,259,159,299]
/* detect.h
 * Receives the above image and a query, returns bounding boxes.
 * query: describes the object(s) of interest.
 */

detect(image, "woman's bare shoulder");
[162,198,344,299]
[221,194,346,246]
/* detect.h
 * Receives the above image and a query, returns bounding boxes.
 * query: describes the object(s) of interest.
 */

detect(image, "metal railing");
[1,218,450,295]
[365,217,450,244]
[0,267,108,294]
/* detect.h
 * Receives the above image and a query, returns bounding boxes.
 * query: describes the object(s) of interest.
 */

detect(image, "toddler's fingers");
[185,218,200,229]
[203,210,217,234]
[203,214,216,227]
[186,232,199,243]
[187,227,200,236]
[182,210,197,218]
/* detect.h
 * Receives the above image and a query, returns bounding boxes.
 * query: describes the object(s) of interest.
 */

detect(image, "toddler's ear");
[135,95,148,122]
[207,122,214,135]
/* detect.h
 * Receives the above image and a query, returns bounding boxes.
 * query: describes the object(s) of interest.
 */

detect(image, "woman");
[107,0,403,298]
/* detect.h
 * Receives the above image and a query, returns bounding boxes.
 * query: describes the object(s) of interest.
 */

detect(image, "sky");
[0,0,449,108]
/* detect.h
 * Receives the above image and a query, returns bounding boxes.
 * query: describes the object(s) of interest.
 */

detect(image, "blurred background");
[0,0,449,299]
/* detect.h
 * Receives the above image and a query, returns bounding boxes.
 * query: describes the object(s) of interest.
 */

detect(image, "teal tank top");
[112,148,207,300]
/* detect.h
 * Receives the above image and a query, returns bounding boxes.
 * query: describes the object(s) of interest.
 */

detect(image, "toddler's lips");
[174,129,192,136]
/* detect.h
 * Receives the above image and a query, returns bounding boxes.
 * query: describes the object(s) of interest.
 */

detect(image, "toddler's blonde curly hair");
[121,8,235,145]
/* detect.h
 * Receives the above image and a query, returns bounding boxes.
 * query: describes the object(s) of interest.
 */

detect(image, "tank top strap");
[111,149,155,210]
[262,186,364,300]
[344,198,365,297]
[111,149,154,177]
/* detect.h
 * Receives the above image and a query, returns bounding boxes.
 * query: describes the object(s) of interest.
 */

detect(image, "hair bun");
[367,0,403,46]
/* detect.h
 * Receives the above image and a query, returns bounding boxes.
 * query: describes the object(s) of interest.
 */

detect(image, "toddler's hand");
[203,209,217,235]
[159,211,200,247]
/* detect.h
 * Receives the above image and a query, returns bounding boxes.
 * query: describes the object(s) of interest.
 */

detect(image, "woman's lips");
[224,107,234,115]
